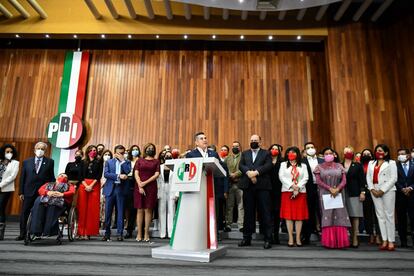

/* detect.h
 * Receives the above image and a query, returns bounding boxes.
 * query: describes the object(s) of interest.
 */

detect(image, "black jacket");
[238,148,273,190]
[20,157,55,197]
[343,162,366,197]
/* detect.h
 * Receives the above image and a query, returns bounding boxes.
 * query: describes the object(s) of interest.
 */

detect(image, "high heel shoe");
[379,244,388,251]
[135,237,142,242]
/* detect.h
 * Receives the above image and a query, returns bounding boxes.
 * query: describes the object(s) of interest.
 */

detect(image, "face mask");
[75,155,82,162]
[123,153,129,159]
[5,153,13,160]
[324,154,334,162]
[398,155,408,163]
[57,176,67,183]
[287,152,297,161]
[219,151,228,158]
[306,148,316,156]
[344,152,354,160]
[232,148,240,154]
[165,156,172,160]
[361,155,371,163]
[146,149,155,157]
[131,150,139,157]
[375,152,385,160]
[355,156,361,163]
[270,149,279,157]
[88,151,97,159]
[250,142,259,150]
[35,149,45,158]
[103,155,111,161]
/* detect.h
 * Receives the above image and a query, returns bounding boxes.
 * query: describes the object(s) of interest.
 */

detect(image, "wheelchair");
[24,204,78,245]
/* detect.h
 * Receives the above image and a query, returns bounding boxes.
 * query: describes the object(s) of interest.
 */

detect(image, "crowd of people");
[0,133,413,251]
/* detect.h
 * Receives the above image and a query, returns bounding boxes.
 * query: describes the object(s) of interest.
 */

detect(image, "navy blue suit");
[103,158,131,237]
[186,149,229,230]
[19,157,55,236]
[396,161,414,244]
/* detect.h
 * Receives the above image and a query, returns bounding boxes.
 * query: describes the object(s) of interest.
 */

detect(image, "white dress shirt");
[307,155,318,182]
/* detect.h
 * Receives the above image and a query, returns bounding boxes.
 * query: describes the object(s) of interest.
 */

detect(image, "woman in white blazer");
[366,144,397,251]
[0,144,20,240]
[278,146,309,247]
[157,151,179,239]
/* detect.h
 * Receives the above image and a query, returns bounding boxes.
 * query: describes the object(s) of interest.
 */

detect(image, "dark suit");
[302,157,324,242]
[343,162,366,197]
[396,161,414,244]
[186,149,229,230]
[19,156,55,236]
[103,158,131,237]
[239,148,273,242]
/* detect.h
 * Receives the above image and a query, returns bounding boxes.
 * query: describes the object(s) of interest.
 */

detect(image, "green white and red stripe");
[51,51,90,176]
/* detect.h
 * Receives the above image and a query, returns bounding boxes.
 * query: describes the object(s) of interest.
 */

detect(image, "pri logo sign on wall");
[47,113,83,149]
[172,158,203,192]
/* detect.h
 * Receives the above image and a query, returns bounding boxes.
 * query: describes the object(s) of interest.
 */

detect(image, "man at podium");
[186,132,219,159]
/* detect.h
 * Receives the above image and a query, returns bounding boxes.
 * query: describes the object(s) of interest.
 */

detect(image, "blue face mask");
[131,150,140,157]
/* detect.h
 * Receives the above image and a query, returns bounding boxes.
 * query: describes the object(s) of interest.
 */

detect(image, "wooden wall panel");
[326,12,414,154]
[1,48,328,214]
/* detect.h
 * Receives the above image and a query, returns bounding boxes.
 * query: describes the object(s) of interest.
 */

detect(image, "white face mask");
[5,153,13,160]
[306,148,316,156]
[103,155,111,162]
[123,153,129,159]
[35,149,45,158]
[398,154,408,163]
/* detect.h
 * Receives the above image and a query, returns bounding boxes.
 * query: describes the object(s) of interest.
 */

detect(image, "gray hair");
[34,141,48,150]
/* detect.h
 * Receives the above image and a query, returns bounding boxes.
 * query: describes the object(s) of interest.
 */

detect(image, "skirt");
[345,196,363,218]
[280,192,309,220]
[321,226,350,248]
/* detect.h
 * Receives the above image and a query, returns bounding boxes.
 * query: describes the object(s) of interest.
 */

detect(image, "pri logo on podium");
[177,161,197,181]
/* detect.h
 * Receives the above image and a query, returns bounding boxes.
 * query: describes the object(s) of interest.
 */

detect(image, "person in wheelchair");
[29,173,75,238]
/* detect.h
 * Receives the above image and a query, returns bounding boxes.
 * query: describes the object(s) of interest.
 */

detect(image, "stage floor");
[1,222,413,276]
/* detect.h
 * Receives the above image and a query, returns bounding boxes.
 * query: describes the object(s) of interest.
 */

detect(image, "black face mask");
[75,156,82,162]
[146,149,155,157]
[250,142,259,150]
[164,156,172,160]
[361,155,372,163]
[232,148,240,154]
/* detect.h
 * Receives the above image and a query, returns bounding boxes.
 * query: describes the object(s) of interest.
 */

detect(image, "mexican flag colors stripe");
[51,51,90,176]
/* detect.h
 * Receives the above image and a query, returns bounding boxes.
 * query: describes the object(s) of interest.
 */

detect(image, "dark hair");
[374,144,391,162]
[304,142,315,149]
[284,146,302,168]
[158,149,167,164]
[84,145,97,164]
[194,132,205,141]
[221,145,229,152]
[102,149,113,159]
[397,148,410,155]
[75,149,84,156]
[321,147,335,155]
[96,143,105,149]
[232,141,241,150]
[361,148,373,157]
[143,143,156,158]
[268,143,283,162]
[333,150,341,163]
[0,144,18,161]
[114,145,126,153]
[128,145,141,160]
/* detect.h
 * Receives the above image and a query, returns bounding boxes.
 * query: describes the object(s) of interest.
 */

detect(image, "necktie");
[35,158,41,174]
[403,163,409,176]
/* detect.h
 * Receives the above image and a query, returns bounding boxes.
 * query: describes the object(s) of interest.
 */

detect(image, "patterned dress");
[314,162,350,248]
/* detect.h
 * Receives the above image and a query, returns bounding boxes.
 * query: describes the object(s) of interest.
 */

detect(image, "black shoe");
[117,236,124,241]
[124,233,132,239]
[101,236,111,241]
[302,238,310,245]
[239,228,244,233]
[264,241,272,249]
[223,227,232,232]
[15,235,24,241]
[238,239,251,247]
[272,235,280,245]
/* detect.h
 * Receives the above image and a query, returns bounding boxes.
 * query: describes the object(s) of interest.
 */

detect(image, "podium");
[152,157,228,262]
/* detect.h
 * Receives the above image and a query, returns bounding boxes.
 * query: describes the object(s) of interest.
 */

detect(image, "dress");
[134,158,160,209]
[314,162,351,248]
